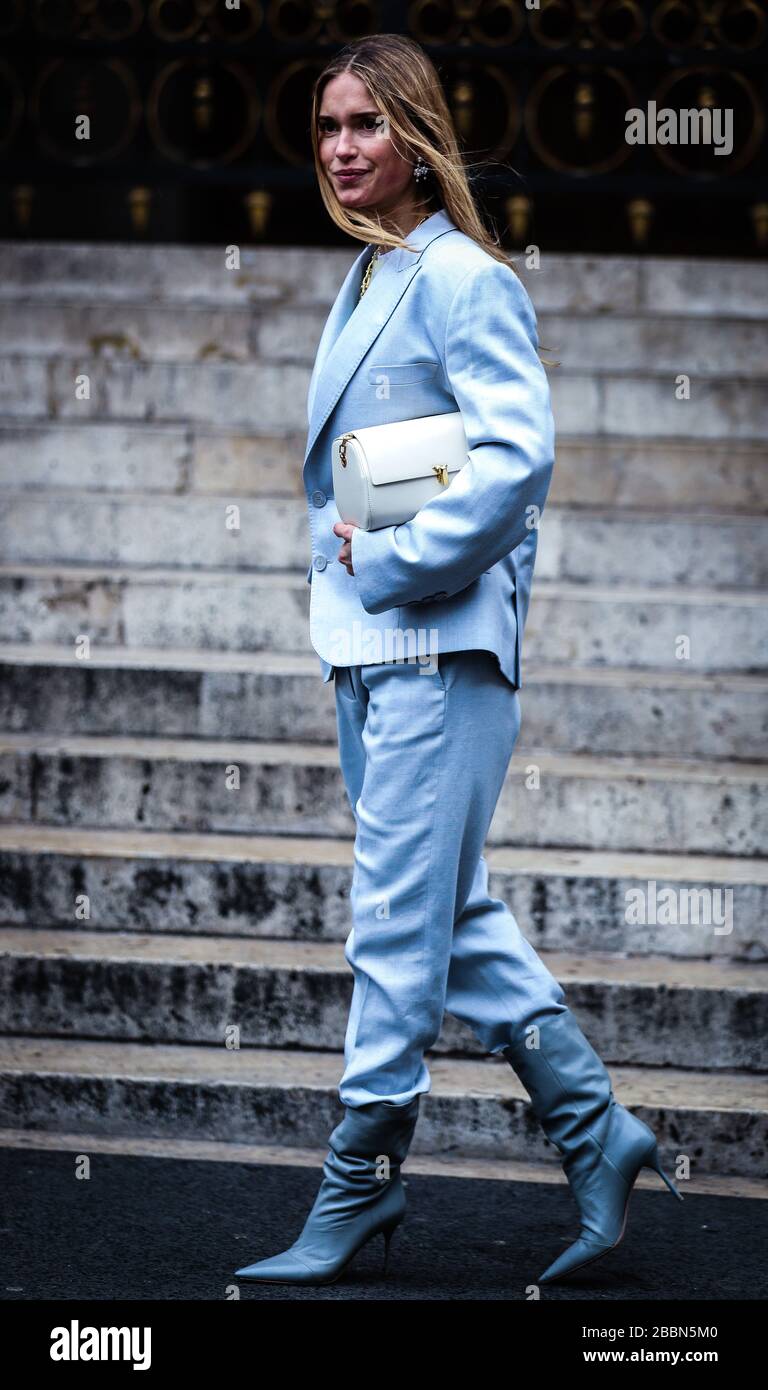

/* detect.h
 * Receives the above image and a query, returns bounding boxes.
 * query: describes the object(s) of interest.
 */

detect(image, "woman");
[235,33,682,1288]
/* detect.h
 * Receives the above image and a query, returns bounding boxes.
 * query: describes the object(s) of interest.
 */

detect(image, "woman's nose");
[335,127,358,158]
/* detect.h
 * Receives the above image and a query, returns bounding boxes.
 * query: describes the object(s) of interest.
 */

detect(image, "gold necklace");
[358,214,430,300]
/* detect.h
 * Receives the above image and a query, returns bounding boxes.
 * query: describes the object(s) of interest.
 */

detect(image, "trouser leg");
[444,852,566,1053]
[332,650,566,1109]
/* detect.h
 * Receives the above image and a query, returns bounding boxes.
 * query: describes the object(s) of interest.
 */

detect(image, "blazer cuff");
[350,523,406,614]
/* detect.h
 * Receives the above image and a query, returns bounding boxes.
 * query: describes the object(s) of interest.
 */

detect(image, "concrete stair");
[0,927,764,1069]
[0,731,763,855]
[1,1035,764,1178]
[1,495,766,586]
[3,421,766,511]
[1,645,765,758]
[0,566,765,671]
[0,826,764,958]
[0,242,765,1179]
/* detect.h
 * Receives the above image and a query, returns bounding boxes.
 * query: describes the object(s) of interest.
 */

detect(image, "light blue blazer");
[303,206,555,689]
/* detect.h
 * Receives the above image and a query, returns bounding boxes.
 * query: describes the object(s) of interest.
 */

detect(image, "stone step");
[2,243,766,318]
[0,732,763,856]
[0,1034,762,1176]
[0,422,301,497]
[548,437,768,513]
[1,355,765,439]
[1,928,764,1070]
[0,355,309,432]
[535,313,768,377]
[0,645,765,762]
[0,244,343,308]
[5,1128,761,1198]
[1,300,766,376]
[1,565,765,672]
[2,423,765,513]
[0,823,762,960]
[1,493,764,588]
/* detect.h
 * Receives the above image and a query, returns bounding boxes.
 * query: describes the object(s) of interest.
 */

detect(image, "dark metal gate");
[1,0,766,253]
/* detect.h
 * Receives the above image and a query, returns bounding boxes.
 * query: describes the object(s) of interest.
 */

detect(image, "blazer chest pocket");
[368,360,439,387]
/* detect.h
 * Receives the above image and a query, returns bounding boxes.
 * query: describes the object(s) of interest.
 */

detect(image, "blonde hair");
[310,34,558,367]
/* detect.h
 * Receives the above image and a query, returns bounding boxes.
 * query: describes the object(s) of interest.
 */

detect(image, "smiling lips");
[335,170,368,179]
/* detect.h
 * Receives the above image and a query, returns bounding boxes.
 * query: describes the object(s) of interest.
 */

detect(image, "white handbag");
[332,410,468,531]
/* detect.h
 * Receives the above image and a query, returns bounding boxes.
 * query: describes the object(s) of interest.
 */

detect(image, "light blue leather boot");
[234,1097,420,1285]
[503,1010,684,1284]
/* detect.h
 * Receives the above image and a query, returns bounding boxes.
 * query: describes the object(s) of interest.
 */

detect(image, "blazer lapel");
[305,242,370,427]
[304,208,458,468]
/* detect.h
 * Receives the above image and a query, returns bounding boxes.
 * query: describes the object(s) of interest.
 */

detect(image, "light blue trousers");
[333,648,567,1109]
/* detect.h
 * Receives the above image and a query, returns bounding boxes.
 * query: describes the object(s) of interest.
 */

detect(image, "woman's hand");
[333,520,359,575]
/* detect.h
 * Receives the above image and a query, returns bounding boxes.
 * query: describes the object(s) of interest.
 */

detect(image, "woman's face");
[317,72,418,222]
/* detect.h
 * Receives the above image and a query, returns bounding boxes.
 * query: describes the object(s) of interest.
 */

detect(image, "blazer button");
[311,490,327,508]
[313,555,328,572]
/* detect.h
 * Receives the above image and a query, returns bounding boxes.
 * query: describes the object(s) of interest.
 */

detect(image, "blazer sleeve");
[349,258,555,612]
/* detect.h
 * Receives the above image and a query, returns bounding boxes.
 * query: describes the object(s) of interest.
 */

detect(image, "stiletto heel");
[644,1146,685,1202]
[381,1217,400,1276]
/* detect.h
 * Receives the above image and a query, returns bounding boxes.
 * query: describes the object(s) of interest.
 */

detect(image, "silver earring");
[413,158,430,182]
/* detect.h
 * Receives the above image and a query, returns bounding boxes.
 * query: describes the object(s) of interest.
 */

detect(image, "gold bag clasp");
[338,433,354,467]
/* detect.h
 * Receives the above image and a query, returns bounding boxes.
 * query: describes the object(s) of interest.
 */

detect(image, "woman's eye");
[317,116,381,136]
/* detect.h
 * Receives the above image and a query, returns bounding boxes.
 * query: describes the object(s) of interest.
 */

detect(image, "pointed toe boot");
[234,1096,420,1286]
[503,1011,684,1285]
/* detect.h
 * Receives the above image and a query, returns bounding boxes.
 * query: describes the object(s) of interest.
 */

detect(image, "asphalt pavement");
[1,1146,764,1302]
